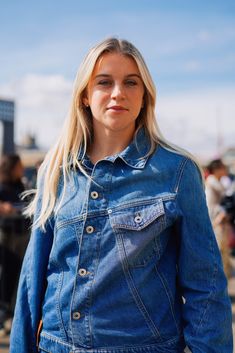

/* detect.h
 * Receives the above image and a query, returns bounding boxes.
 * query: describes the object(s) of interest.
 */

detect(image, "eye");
[97,80,112,86]
[125,79,137,86]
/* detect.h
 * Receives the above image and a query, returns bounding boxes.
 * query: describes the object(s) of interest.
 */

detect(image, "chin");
[105,124,135,134]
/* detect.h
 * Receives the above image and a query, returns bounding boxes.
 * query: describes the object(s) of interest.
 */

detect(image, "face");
[84,52,145,136]
[218,166,227,179]
[13,160,24,180]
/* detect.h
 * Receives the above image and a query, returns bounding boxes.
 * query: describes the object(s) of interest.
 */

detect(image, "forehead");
[91,52,140,76]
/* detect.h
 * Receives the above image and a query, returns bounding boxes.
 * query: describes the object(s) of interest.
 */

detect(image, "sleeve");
[9,190,54,353]
[176,158,233,353]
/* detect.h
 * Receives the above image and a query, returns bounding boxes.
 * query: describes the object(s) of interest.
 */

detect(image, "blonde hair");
[25,37,202,229]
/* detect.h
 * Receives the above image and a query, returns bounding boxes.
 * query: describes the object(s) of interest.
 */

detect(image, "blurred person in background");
[0,154,25,205]
[220,172,235,256]
[205,159,231,278]
[0,154,30,336]
[206,159,228,221]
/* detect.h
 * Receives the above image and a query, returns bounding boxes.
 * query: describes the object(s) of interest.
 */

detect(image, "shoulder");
[150,143,195,177]
[151,143,187,166]
[150,144,203,191]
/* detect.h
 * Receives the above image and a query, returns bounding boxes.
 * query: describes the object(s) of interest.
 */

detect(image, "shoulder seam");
[173,157,189,194]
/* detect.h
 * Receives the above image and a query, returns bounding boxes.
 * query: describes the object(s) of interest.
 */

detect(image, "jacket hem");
[39,331,186,353]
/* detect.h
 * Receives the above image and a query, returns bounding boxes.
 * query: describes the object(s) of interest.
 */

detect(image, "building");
[223,147,235,174]
[0,98,15,154]
[16,133,46,167]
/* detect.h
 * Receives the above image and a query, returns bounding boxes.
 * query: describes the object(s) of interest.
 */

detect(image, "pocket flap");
[111,199,165,231]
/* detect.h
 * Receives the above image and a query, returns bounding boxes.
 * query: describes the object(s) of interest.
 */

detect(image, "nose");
[111,83,125,100]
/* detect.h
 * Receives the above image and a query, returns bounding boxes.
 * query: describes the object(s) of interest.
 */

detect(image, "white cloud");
[157,87,235,160]
[0,74,73,148]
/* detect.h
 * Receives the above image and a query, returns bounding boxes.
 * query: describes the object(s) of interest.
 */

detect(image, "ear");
[82,90,89,107]
[83,97,89,107]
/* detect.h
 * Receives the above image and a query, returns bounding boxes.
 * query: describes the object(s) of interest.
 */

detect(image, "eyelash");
[125,80,137,86]
[97,80,138,86]
[98,80,112,86]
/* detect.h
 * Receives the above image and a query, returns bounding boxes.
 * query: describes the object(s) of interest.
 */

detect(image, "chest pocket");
[110,199,165,267]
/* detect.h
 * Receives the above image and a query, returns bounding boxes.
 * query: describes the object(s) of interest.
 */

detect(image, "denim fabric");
[10,130,233,353]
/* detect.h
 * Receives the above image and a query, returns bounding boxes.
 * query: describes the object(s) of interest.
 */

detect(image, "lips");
[107,105,128,111]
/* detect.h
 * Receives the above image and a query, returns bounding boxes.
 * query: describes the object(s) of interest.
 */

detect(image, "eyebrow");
[94,73,142,79]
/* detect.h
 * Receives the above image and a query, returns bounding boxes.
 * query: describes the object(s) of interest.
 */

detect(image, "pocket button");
[134,215,142,223]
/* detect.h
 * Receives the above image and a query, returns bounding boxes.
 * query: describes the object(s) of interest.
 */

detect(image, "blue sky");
[0,0,235,159]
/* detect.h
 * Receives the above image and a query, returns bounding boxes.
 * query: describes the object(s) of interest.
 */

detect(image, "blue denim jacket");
[10,130,233,353]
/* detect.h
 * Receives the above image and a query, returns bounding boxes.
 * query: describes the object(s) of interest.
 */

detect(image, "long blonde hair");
[26,37,202,229]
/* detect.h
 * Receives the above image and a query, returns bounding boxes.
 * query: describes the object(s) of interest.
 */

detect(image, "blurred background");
[0,0,235,350]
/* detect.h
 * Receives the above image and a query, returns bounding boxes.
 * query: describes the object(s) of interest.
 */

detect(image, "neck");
[88,126,135,164]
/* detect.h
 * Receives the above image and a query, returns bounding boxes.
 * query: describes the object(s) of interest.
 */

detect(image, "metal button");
[78,268,87,276]
[134,215,142,223]
[86,225,94,234]
[72,311,81,320]
[91,191,99,199]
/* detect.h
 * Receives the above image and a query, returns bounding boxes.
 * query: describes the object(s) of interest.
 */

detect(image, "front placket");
[70,160,114,348]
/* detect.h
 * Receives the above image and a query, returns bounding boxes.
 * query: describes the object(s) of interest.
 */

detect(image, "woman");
[205,159,228,223]
[0,154,25,205]
[10,38,232,352]
[0,154,29,336]
[206,159,233,279]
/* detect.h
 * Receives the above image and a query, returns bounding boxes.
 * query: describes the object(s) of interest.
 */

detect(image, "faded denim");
[10,129,233,353]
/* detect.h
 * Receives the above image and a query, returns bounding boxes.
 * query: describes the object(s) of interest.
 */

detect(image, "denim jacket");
[10,130,233,353]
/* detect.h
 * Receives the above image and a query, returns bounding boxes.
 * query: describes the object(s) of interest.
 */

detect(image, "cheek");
[89,93,108,118]
[90,91,108,108]
[132,93,144,112]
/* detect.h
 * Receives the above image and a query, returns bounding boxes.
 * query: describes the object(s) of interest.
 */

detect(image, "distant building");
[16,133,47,187]
[0,99,47,186]
[0,98,15,154]
[20,134,38,150]
[16,133,46,167]
[223,147,235,174]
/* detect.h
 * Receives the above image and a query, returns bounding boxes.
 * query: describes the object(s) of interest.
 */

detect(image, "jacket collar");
[117,128,152,169]
[77,128,152,170]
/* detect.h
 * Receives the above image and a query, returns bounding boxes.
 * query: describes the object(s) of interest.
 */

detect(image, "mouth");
[107,105,128,111]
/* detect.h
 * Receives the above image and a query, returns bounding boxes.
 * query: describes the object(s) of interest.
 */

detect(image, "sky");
[0,0,235,160]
